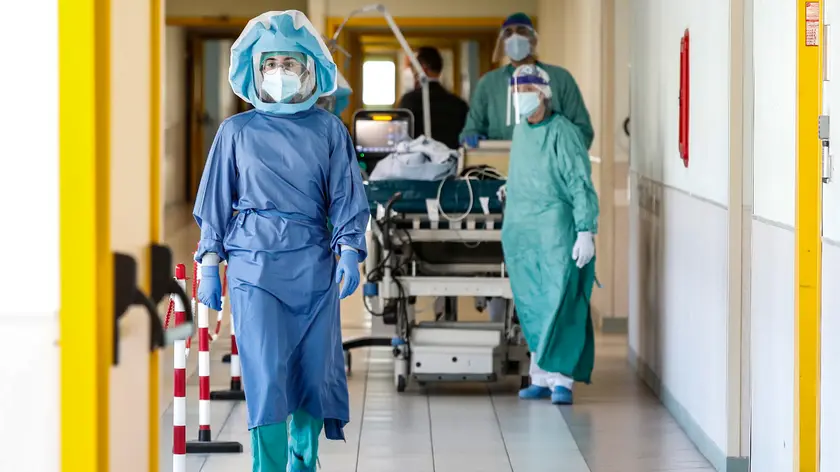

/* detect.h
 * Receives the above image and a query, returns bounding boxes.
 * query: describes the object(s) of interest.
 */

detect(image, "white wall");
[0,0,60,470]
[749,1,796,470]
[628,0,731,460]
[536,0,602,156]
[164,26,187,208]
[219,40,238,118]
[752,1,796,227]
[631,0,730,204]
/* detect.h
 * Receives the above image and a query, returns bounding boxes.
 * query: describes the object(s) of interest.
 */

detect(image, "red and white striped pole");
[230,314,242,391]
[210,302,245,401]
[172,264,188,472]
[187,256,199,357]
[197,259,212,441]
[186,257,243,454]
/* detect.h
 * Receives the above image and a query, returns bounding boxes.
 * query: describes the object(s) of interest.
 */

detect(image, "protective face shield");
[492,13,538,63]
[317,68,352,115]
[508,64,552,125]
[230,10,338,115]
[256,52,316,104]
[334,95,350,115]
[316,94,337,113]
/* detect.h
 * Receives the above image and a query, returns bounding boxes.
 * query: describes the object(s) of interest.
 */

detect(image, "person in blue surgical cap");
[192,10,370,472]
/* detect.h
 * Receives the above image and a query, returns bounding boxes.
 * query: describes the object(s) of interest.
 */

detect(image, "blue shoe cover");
[551,386,573,405]
[518,385,551,400]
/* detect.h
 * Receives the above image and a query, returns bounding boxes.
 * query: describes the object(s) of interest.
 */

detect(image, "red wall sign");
[679,29,690,168]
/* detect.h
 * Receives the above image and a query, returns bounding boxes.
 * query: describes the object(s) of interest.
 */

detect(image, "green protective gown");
[459,62,594,149]
[500,113,599,383]
[251,409,323,472]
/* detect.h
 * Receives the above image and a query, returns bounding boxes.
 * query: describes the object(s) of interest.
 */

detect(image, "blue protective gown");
[193,106,370,440]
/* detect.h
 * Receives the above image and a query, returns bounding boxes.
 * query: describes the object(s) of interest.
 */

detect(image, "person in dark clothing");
[397,47,469,150]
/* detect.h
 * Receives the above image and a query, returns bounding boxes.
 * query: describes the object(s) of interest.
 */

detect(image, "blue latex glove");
[461,134,485,149]
[335,250,361,300]
[198,264,223,311]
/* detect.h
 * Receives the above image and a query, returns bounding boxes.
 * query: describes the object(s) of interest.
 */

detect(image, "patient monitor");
[352,108,415,172]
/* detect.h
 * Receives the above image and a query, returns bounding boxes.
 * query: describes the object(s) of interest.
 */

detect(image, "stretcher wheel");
[396,375,407,393]
[520,375,530,390]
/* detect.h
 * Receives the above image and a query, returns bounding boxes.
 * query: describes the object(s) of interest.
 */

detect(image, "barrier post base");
[209,388,246,401]
[185,437,243,454]
[222,353,232,363]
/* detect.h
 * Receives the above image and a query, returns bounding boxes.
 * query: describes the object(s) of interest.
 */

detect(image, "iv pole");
[328,4,433,140]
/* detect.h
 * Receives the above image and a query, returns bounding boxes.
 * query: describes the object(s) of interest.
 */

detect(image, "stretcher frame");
[344,203,530,392]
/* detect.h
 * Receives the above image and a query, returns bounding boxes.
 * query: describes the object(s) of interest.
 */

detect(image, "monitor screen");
[354,119,411,154]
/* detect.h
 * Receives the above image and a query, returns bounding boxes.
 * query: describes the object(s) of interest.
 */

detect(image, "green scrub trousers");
[251,409,323,472]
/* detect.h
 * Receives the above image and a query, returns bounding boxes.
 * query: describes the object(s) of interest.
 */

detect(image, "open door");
[108,0,176,471]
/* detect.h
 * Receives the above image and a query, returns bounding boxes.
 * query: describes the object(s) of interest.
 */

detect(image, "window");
[362,60,396,106]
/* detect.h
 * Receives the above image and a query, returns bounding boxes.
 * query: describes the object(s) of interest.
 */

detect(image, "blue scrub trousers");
[251,409,324,472]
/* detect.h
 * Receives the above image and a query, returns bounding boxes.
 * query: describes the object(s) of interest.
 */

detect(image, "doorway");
[182,30,242,200]
[327,18,504,124]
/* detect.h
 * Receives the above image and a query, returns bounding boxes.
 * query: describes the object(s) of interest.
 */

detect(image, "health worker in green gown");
[458,12,594,149]
[500,64,599,405]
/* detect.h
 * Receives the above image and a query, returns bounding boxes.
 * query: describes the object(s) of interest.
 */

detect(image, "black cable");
[362,214,413,317]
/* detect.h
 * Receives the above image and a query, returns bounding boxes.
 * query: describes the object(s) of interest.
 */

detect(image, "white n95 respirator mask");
[262,71,302,103]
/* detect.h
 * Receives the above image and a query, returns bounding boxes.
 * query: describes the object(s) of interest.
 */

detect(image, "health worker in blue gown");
[192,10,371,472]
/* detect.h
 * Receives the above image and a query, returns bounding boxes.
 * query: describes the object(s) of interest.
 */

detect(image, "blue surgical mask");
[516,92,542,118]
[262,71,302,103]
[504,34,532,62]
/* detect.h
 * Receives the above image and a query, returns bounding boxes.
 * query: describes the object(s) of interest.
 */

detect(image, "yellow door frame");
[795,1,822,471]
[149,1,164,471]
[59,0,112,470]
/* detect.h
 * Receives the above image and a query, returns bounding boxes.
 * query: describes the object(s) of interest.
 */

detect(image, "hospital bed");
[342,109,530,393]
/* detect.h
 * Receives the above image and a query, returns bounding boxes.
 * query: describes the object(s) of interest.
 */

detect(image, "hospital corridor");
[2,0,837,471]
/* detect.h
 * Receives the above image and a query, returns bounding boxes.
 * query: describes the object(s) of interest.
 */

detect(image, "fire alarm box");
[679,29,690,167]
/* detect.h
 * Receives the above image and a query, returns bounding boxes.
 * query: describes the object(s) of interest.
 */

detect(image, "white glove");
[571,232,595,268]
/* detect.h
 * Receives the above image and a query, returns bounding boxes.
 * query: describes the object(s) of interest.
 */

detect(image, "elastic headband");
[510,75,548,87]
